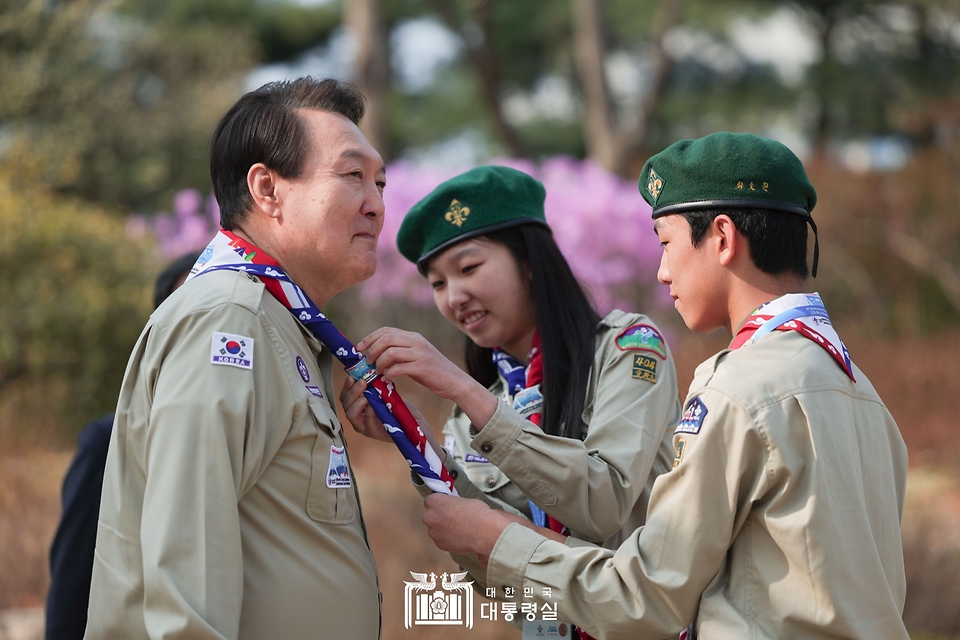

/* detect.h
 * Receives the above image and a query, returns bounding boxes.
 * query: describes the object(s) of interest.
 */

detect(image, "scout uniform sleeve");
[485,390,771,639]
[410,416,528,590]
[470,322,680,541]
[139,303,291,639]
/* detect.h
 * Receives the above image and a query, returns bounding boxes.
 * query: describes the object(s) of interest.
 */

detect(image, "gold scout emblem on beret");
[445,199,470,227]
[647,168,664,204]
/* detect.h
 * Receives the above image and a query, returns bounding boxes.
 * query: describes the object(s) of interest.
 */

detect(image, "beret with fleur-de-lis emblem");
[397,165,549,267]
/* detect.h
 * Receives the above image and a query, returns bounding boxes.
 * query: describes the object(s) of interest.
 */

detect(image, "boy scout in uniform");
[421,132,910,639]
[86,78,385,639]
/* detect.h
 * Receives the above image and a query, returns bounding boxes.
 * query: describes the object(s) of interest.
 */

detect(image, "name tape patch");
[210,332,254,370]
[675,397,708,435]
[632,354,658,383]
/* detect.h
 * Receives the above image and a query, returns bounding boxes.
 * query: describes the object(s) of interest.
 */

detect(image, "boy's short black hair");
[681,208,810,279]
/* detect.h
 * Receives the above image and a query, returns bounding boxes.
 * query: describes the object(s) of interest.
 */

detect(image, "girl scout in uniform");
[342,165,681,567]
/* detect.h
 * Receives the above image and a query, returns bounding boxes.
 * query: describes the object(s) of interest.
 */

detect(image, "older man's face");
[273,109,385,295]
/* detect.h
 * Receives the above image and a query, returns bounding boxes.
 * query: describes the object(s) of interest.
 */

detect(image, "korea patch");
[210,332,254,370]
[675,397,708,435]
[326,445,352,488]
[631,354,658,383]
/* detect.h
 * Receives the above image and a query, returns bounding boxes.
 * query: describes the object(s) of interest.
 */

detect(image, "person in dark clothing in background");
[45,251,200,640]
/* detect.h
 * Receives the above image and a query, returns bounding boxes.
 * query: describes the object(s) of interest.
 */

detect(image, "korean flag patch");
[675,397,708,435]
[211,332,254,370]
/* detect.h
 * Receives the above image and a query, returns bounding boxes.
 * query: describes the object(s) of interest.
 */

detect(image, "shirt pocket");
[462,456,511,493]
[305,399,357,525]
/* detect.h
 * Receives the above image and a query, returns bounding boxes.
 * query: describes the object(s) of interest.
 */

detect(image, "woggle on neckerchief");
[189,230,457,495]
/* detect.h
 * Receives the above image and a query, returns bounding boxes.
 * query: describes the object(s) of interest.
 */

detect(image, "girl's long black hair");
[460,225,601,440]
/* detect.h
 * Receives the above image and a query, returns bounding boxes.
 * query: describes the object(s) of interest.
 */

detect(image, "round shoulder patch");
[615,323,667,359]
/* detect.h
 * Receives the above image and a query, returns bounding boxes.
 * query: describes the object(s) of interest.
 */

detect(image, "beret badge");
[647,167,664,204]
[444,199,470,227]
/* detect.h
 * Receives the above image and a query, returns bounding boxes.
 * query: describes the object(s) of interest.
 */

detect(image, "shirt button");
[485,476,496,488]
[468,425,479,438]
[480,442,493,453]
[450,469,459,480]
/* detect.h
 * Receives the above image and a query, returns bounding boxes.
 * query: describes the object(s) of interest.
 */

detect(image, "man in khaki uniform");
[420,133,909,639]
[86,78,386,639]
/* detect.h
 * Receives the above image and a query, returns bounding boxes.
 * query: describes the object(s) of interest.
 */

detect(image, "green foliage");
[118,0,342,63]
[0,0,256,212]
[0,179,157,442]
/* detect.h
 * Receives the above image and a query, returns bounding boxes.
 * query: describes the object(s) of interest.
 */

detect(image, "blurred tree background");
[3,0,960,437]
[3,0,960,636]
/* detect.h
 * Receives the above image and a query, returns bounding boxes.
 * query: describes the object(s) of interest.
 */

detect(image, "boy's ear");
[713,214,740,267]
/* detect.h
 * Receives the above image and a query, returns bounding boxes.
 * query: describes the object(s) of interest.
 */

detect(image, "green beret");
[639,132,817,218]
[641,132,820,277]
[397,165,550,266]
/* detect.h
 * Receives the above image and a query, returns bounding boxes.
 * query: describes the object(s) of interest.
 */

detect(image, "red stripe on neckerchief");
[493,334,566,534]
[188,230,457,495]
[494,339,597,640]
[524,333,543,428]
[730,292,855,381]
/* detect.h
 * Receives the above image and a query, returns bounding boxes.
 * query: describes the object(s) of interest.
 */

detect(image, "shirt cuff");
[485,522,548,593]
[564,536,598,549]
[469,400,525,466]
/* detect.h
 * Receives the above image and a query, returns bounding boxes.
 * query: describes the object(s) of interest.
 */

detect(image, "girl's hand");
[358,327,499,432]
[357,327,475,400]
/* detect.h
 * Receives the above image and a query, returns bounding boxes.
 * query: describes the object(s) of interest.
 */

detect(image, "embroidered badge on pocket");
[326,445,352,488]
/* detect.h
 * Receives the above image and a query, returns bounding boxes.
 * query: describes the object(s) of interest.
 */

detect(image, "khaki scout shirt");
[433,311,680,585]
[86,270,380,640]
[486,330,909,639]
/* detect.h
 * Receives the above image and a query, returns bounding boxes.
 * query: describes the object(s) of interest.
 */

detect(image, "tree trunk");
[571,0,618,170]
[345,0,390,158]
[432,0,526,157]
[570,0,683,174]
